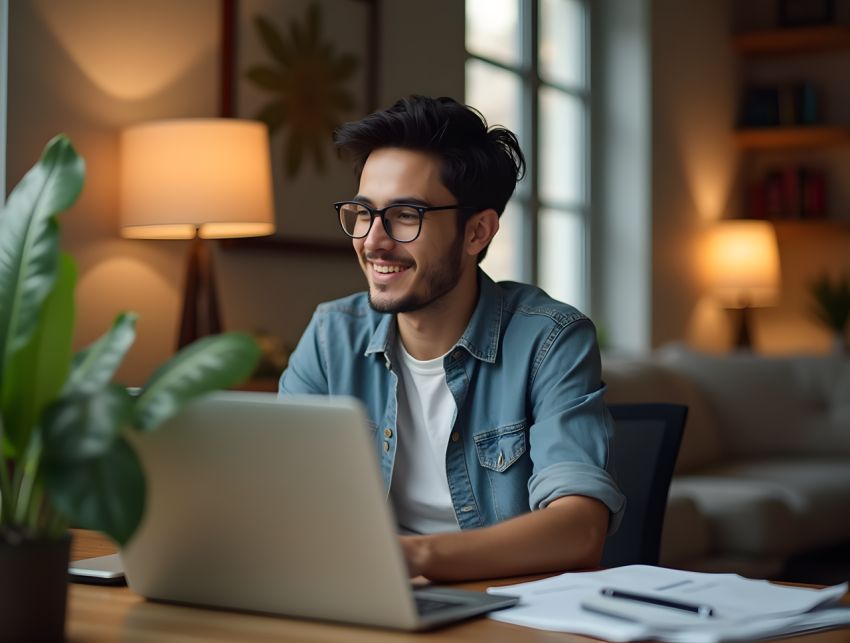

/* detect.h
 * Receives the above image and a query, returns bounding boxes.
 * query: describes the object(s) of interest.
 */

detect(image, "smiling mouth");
[372,264,409,274]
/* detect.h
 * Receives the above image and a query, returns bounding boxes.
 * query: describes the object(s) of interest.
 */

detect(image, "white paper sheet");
[487,565,850,642]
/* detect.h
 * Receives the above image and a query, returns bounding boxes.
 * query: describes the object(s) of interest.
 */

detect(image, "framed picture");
[778,0,834,28]
[222,0,378,254]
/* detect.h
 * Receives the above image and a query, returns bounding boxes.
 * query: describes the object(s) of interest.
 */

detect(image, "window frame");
[465,0,591,304]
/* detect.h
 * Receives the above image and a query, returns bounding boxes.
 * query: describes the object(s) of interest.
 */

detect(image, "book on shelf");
[749,166,827,220]
[741,83,818,128]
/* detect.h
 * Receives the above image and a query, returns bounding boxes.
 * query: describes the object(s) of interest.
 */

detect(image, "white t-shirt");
[389,337,461,535]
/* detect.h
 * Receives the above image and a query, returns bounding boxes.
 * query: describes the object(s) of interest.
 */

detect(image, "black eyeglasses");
[334,201,472,243]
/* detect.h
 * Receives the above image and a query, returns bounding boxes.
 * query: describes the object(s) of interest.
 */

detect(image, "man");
[279,95,624,582]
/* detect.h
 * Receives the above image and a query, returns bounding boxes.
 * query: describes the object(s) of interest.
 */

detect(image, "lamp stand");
[177,234,222,350]
[734,306,753,350]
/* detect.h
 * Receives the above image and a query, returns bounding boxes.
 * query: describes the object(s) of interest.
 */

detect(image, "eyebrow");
[353,195,433,208]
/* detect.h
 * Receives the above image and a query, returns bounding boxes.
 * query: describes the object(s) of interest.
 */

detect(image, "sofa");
[602,344,850,579]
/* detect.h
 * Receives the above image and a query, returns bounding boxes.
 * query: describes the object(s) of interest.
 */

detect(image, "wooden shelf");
[733,126,849,149]
[732,25,850,55]
[769,219,850,229]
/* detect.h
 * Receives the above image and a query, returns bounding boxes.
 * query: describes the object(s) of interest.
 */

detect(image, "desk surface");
[68,529,850,643]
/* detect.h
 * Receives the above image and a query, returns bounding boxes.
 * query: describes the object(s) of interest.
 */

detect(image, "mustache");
[362,252,416,268]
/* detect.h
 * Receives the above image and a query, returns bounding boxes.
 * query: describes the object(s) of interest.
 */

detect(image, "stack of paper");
[487,565,850,642]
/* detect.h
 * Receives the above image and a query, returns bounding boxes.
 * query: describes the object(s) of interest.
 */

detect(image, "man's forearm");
[400,495,609,582]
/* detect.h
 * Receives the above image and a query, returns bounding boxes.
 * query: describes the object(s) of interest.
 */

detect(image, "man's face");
[352,148,466,315]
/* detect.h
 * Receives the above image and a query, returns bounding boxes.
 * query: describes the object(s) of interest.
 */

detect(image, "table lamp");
[120,118,275,349]
[706,220,781,349]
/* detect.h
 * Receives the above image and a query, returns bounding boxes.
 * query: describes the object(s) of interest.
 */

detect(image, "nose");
[363,213,396,253]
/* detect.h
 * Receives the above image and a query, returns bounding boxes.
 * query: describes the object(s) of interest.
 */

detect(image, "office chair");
[599,403,688,568]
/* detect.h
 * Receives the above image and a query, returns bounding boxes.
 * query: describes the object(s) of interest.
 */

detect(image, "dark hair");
[333,95,526,262]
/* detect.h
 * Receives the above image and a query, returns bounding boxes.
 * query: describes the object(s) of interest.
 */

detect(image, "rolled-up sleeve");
[526,318,626,535]
[279,310,329,396]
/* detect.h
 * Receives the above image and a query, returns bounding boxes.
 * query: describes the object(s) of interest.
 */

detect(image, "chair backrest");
[600,403,688,568]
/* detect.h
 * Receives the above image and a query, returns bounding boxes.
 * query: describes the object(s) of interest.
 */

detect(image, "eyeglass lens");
[339,203,421,242]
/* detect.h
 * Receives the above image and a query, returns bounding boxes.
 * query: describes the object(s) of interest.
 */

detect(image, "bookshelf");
[732,25,850,55]
[732,22,850,223]
[733,126,850,150]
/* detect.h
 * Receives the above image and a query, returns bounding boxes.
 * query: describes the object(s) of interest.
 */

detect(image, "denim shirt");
[279,270,625,535]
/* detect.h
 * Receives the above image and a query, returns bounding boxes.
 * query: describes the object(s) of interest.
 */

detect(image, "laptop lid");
[122,391,420,630]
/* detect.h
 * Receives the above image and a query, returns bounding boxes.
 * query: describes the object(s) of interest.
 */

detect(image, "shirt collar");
[363,269,503,364]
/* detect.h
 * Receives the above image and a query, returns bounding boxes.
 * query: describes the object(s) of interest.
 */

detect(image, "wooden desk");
[68,529,850,643]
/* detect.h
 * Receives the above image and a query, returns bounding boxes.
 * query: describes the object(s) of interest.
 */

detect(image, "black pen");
[600,588,715,618]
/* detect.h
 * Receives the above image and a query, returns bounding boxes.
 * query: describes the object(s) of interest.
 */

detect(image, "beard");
[366,231,465,315]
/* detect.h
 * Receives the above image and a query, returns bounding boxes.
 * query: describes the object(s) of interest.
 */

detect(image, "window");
[466,0,589,312]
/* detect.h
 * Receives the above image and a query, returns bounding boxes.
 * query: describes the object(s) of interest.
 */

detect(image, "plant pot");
[0,531,72,642]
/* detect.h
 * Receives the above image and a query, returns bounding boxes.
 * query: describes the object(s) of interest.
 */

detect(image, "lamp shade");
[119,119,275,239]
[707,220,781,308]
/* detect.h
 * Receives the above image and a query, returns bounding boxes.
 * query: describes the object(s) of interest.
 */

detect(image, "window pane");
[539,0,586,88]
[465,58,522,140]
[465,0,521,67]
[539,86,585,206]
[481,200,523,283]
[538,209,585,311]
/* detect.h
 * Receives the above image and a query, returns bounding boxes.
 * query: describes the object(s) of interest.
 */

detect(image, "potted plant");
[810,274,850,356]
[0,135,260,641]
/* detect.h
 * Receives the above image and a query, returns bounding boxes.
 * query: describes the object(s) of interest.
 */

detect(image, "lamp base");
[177,234,222,350]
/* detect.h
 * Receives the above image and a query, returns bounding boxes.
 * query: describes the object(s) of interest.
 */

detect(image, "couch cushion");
[602,358,723,472]
[658,345,850,458]
[672,458,850,557]
[669,476,800,557]
[659,495,712,566]
[677,555,785,580]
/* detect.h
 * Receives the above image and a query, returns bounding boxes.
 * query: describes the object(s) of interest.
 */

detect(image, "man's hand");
[397,495,608,582]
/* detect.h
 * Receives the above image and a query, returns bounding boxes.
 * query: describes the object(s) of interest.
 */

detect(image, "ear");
[465,209,500,258]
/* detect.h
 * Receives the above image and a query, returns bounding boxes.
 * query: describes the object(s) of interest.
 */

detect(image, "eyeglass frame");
[333,201,478,243]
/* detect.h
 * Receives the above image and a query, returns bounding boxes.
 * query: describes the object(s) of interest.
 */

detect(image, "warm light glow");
[199,222,276,239]
[707,220,781,308]
[120,119,276,238]
[33,0,217,101]
[120,224,197,240]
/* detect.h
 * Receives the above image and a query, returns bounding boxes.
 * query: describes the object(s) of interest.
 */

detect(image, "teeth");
[374,265,405,273]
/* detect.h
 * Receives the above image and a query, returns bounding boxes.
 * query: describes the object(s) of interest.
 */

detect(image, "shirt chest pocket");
[474,421,527,472]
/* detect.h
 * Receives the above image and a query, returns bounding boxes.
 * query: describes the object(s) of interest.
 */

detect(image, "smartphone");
[68,553,126,586]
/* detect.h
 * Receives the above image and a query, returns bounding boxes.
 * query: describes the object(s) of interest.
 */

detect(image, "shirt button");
[451,432,460,442]
[384,428,392,438]
[383,441,390,452]
[452,351,462,360]
[462,506,474,512]
[497,452,504,467]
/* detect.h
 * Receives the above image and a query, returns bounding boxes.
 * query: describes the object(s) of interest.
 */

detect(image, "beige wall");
[7,0,464,387]
[650,0,742,351]
[650,0,850,354]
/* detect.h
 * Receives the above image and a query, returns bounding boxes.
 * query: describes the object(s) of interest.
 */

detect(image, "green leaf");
[0,135,85,392]
[255,15,293,68]
[246,66,288,92]
[45,435,144,546]
[329,54,358,82]
[63,312,138,396]
[42,385,133,463]
[254,100,289,136]
[132,332,260,433]
[0,252,76,458]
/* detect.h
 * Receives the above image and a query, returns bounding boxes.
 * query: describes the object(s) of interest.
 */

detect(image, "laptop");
[112,391,518,630]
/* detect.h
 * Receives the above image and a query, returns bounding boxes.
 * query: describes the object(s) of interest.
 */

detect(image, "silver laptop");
[114,391,517,630]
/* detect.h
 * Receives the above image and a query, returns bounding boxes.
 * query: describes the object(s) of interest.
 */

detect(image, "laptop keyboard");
[415,596,460,615]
